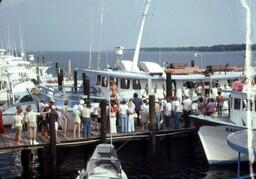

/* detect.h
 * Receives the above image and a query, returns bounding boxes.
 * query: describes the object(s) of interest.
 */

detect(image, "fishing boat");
[76,0,244,101]
[76,144,127,179]
[190,82,256,164]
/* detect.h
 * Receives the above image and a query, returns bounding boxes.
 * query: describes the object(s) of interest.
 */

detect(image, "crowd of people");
[0,90,225,145]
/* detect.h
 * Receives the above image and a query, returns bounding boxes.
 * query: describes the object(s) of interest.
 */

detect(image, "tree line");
[132,44,256,52]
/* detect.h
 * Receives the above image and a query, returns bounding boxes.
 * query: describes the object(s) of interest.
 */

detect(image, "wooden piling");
[82,73,86,96]
[149,95,156,154]
[74,70,78,93]
[100,100,107,143]
[57,68,64,91]
[48,109,57,177]
[55,62,59,77]
[21,149,33,178]
[166,73,172,99]
[85,77,90,100]
[149,95,156,178]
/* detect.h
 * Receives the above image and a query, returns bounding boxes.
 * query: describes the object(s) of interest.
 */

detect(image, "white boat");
[76,0,244,101]
[76,144,127,179]
[190,85,256,164]
[0,49,53,104]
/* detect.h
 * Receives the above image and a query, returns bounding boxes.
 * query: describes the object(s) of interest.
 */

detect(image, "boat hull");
[191,116,249,164]
[198,125,249,164]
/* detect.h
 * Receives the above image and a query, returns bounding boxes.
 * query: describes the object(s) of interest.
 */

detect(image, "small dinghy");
[76,144,127,179]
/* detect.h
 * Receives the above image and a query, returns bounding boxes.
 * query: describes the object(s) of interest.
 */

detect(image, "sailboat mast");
[131,0,151,72]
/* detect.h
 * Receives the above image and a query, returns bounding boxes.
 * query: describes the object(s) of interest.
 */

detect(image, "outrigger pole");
[131,0,151,72]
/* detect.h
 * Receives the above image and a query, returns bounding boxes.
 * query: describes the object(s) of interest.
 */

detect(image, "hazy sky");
[0,0,255,51]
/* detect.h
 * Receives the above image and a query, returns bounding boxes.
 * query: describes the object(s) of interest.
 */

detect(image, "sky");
[0,0,255,51]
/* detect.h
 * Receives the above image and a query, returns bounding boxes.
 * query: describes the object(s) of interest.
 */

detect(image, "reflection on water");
[0,150,254,178]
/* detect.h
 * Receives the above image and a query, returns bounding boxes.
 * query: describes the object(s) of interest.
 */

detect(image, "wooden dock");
[0,127,196,153]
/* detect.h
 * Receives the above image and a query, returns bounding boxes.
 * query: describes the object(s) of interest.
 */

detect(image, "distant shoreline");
[129,44,256,52]
[28,44,256,53]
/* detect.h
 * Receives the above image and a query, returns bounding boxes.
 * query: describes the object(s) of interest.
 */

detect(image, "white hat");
[79,100,85,105]
[51,105,56,110]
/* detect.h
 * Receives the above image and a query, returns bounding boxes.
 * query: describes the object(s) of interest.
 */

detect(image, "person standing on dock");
[25,105,41,145]
[109,99,118,134]
[172,97,182,129]
[12,105,23,145]
[62,100,69,137]
[81,102,92,138]
[132,93,142,127]
[119,99,129,133]
[140,99,149,131]
[0,106,5,134]
[182,96,192,128]
[127,98,135,133]
[73,105,81,138]
[155,100,161,131]
[41,104,50,138]
[49,105,59,139]
[163,98,172,129]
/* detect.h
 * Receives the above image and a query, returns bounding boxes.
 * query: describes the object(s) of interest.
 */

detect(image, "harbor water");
[0,50,256,178]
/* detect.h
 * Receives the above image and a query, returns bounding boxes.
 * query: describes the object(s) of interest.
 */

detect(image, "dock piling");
[166,73,172,99]
[100,100,107,143]
[49,110,57,177]
[57,68,64,91]
[21,149,33,179]
[74,70,78,93]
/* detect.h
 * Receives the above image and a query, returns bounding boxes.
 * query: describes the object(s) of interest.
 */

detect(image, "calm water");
[32,50,254,74]
[0,50,256,178]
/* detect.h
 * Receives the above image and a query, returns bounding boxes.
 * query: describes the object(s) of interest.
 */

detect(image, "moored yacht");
[190,82,256,164]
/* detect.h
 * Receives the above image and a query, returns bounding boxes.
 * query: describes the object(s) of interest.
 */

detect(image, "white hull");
[198,125,248,164]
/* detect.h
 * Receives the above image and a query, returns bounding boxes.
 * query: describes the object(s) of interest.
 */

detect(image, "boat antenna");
[131,0,151,72]
[88,11,93,69]
[19,24,26,59]
[97,0,105,70]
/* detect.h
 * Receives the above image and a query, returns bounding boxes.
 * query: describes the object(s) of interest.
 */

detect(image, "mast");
[131,0,151,72]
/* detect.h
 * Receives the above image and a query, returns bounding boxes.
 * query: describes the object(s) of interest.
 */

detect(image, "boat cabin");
[229,90,256,128]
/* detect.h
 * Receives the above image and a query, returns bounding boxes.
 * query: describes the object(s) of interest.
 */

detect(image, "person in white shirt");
[172,97,182,129]
[119,99,129,133]
[182,96,192,128]
[140,99,149,130]
[163,98,172,128]
[26,105,41,145]
[127,99,135,132]
[81,102,92,138]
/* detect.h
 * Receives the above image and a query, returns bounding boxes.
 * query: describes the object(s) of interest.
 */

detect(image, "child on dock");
[12,105,23,145]
[25,105,42,145]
